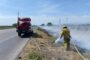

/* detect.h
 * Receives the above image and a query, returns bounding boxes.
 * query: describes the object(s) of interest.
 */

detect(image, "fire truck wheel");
[18,32,21,37]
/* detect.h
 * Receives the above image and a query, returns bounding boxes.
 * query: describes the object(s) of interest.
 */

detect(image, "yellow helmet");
[63,25,67,28]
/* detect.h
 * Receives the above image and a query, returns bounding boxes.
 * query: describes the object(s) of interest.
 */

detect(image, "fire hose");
[71,38,88,60]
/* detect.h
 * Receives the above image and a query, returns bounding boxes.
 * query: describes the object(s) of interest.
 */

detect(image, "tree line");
[41,22,53,26]
[12,22,53,27]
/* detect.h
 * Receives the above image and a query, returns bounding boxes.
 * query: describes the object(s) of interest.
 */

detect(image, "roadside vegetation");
[18,27,86,60]
[0,26,14,30]
[0,23,17,30]
[47,22,53,26]
[40,22,53,26]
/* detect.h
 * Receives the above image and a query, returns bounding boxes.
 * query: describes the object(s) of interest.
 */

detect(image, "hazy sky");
[0,0,90,25]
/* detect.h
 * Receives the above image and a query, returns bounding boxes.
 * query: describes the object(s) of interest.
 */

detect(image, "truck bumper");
[17,30,33,37]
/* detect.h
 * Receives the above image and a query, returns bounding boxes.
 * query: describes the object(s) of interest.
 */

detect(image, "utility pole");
[59,18,61,27]
[18,12,20,20]
[59,18,61,29]
[66,17,68,25]
[17,12,20,25]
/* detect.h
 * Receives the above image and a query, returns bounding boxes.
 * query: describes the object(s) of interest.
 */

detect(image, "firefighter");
[60,25,71,50]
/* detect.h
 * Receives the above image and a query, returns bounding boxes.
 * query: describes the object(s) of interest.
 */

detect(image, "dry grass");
[18,28,84,60]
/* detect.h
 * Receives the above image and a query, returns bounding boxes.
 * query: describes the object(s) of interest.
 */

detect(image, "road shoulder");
[17,28,84,60]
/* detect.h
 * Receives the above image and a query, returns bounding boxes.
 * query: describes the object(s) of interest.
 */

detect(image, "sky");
[0,0,90,25]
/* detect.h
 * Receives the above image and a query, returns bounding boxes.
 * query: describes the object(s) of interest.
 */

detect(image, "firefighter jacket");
[60,28,71,39]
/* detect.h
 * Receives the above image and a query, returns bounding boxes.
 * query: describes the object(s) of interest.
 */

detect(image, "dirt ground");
[18,28,85,60]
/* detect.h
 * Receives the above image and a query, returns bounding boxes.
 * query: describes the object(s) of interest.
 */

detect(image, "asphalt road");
[0,29,29,60]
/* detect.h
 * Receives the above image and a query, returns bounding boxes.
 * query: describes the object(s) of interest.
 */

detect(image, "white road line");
[0,35,17,44]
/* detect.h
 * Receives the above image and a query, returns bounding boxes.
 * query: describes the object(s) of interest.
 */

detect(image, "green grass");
[29,52,44,60]
[0,26,15,30]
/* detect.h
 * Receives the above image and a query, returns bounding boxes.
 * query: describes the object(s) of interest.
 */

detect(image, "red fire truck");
[16,17,33,37]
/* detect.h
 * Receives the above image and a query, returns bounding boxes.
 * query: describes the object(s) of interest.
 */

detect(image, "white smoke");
[42,26,90,51]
